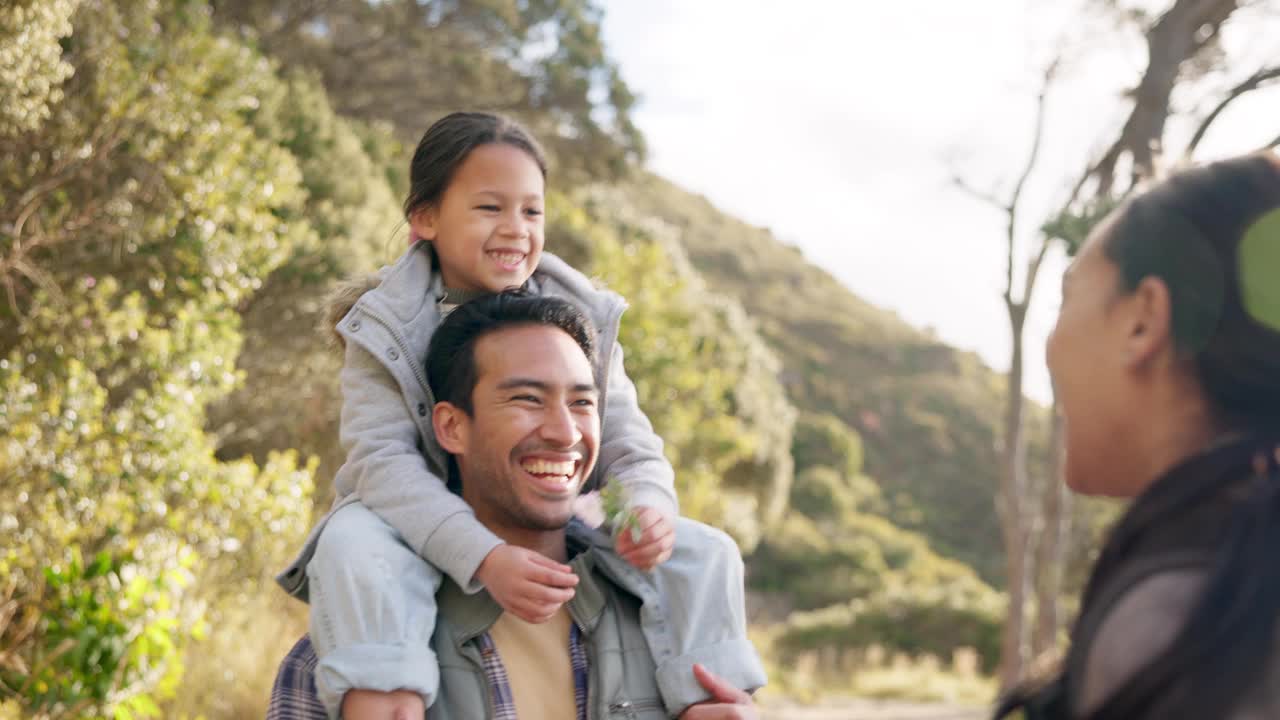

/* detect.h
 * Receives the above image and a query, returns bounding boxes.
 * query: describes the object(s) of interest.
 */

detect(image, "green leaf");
[128,693,162,718]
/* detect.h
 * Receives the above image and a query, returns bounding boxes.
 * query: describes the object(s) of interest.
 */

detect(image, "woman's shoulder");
[1077,568,1207,714]
[1081,566,1280,717]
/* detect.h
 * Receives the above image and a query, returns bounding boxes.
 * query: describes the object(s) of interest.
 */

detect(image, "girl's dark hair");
[1086,153,1280,718]
[1104,152,1280,430]
[425,290,596,416]
[404,112,548,218]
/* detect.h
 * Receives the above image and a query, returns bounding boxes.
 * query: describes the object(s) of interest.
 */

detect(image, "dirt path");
[760,697,986,720]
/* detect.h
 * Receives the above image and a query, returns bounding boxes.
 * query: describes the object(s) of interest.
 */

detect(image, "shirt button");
[417,403,428,417]
[387,347,399,361]
[348,319,361,331]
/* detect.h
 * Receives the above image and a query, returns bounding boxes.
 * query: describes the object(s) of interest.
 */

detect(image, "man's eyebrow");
[495,378,598,394]
[496,378,550,391]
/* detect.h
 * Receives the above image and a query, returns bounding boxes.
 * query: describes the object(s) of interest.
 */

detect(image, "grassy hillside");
[618,174,1053,583]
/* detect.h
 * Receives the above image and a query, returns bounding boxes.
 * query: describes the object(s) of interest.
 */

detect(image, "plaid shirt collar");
[476,621,589,720]
[266,625,588,720]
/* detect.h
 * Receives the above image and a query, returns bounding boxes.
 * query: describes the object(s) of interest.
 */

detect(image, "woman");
[997,152,1280,719]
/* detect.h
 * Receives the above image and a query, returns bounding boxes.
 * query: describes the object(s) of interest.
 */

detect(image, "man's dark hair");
[425,290,597,415]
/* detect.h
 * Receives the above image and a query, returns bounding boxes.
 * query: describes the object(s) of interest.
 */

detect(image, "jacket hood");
[325,273,381,348]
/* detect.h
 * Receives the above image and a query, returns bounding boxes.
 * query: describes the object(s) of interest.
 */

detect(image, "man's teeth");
[522,459,575,478]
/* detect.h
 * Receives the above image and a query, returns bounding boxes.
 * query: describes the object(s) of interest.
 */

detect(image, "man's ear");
[433,401,470,455]
[410,205,439,242]
[1124,275,1175,370]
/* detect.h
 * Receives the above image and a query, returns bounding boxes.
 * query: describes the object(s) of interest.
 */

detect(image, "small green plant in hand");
[600,479,643,544]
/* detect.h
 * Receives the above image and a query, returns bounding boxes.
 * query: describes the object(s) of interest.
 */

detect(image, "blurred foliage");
[793,412,865,477]
[775,582,1004,673]
[0,0,80,136]
[1041,197,1122,257]
[788,466,887,522]
[1,0,1113,713]
[0,1,316,714]
[210,0,644,184]
[205,67,405,507]
[773,584,1003,671]
[752,473,1003,670]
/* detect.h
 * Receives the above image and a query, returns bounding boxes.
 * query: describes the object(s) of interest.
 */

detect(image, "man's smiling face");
[447,323,600,533]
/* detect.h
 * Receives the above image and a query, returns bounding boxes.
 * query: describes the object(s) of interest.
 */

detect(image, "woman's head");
[405,112,549,292]
[1047,152,1280,496]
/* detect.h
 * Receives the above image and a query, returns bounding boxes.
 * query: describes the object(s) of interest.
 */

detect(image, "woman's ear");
[433,402,469,455]
[1124,275,1175,369]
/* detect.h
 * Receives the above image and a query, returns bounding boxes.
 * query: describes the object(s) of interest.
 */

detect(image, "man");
[268,292,757,720]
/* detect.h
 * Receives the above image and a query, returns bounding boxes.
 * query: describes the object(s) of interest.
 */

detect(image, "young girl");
[277,112,765,719]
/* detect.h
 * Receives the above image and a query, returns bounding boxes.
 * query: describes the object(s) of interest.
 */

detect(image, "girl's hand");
[614,506,675,571]
[475,544,579,623]
[678,664,757,720]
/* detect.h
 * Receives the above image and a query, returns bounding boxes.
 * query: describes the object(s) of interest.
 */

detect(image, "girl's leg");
[307,503,443,719]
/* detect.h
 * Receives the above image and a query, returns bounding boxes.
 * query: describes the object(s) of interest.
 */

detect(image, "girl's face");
[412,143,546,293]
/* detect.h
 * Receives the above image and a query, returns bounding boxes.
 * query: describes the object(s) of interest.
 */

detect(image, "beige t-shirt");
[487,607,577,720]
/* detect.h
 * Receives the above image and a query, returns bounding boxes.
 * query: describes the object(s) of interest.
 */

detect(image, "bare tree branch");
[1006,61,1059,307]
[1268,132,1280,150]
[1023,233,1054,306]
[1091,0,1240,195]
[952,59,1059,315]
[952,57,1059,690]
[1010,60,1060,223]
[1185,65,1280,157]
[950,176,1009,211]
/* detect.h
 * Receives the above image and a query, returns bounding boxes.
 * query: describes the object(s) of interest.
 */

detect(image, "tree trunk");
[1032,399,1069,659]
[997,305,1031,691]
[1089,0,1241,195]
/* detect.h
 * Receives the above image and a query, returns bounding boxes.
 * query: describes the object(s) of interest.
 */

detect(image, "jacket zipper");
[358,303,432,399]
[355,302,451,469]
[608,698,664,717]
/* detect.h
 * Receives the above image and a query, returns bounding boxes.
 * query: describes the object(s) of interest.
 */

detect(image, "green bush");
[0,2,315,714]
[776,584,1003,672]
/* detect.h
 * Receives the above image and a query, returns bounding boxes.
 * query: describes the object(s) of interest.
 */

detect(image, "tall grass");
[163,586,307,719]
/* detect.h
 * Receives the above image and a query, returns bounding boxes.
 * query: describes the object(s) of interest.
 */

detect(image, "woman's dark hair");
[1086,153,1280,718]
[425,290,596,416]
[404,112,548,218]
[1103,152,1280,430]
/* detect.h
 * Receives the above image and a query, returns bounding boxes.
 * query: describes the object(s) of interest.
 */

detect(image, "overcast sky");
[600,0,1280,403]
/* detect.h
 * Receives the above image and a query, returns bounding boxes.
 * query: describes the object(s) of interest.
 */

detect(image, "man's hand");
[474,544,578,623]
[678,664,757,719]
[614,506,675,571]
